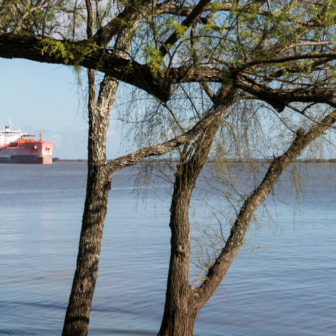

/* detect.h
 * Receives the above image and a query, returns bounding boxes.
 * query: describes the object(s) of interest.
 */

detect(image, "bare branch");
[13,0,48,35]
[100,90,238,178]
[195,108,336,305]
[235,74,336,112]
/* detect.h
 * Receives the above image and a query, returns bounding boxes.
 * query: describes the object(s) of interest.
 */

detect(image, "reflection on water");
[0,162,335,336]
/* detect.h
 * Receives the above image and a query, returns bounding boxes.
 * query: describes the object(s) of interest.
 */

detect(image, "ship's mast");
[5,118,13,131]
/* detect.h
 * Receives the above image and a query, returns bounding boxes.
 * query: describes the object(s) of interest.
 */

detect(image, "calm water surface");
[0,163,335,336]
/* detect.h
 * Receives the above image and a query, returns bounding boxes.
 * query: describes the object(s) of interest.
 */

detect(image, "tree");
[126,85,336,335]
[156,110,336,335]
[2,1,336,336]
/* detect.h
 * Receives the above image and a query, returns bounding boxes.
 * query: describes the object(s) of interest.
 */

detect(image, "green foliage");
[39,37,103,68]
[143,44,165,76]
[40,38,75,64]
[166,17,188,38]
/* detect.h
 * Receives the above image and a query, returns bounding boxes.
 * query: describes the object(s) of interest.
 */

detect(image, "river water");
[0,162,335,336]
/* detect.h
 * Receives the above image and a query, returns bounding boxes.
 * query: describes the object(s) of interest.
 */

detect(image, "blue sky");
[0,58,124,159]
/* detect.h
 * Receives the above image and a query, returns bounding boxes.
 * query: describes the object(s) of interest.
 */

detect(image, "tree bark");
[61,72,117,336]
[62,9,135,332]
[158,102,230,336]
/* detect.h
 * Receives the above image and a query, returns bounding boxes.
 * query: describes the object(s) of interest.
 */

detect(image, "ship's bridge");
[0,119,26,147]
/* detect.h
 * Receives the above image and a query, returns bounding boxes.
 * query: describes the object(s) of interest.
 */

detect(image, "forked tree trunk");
[159,109,336,336]
[159,109,228,336]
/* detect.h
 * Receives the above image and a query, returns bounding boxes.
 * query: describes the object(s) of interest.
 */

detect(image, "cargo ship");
[0,119,53,164]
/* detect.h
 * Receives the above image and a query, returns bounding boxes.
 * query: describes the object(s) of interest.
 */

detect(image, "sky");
[0,58,125,159]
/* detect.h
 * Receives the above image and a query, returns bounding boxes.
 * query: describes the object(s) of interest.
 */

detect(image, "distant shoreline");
[52,158,336,163]
[53,159,87,162]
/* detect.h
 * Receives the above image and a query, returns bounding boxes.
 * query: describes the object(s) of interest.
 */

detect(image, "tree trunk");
[158,107,228,336]
[62,69,116,336]
[62,7,138,332]
[61,162,111,336]
[159,178,197,336]
[159,309,197,336]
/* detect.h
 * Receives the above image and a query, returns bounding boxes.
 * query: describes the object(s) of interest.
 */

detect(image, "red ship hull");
[0,139,53,164]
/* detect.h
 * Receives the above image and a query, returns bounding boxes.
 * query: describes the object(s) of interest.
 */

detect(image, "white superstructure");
[0,119,26,147]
